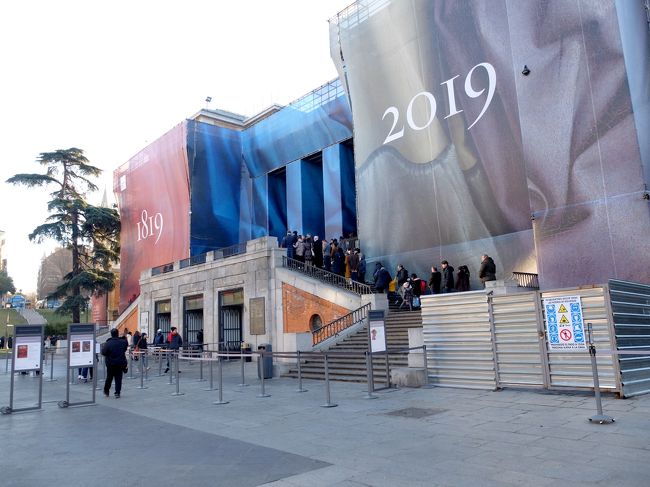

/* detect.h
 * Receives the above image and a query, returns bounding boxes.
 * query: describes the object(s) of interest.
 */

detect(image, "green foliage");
[0,269,16,295]
[7,148,120,323]
[37,309,78,336]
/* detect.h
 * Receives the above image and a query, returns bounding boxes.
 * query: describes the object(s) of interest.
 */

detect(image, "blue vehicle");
[10,294,26,309]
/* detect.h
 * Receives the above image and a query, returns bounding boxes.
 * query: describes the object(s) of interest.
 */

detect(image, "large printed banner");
[114,123,191,312]
[331,0,650,288]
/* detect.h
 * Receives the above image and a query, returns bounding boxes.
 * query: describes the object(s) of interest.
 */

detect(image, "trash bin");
[257,343,273,379]
[241,343,252,362]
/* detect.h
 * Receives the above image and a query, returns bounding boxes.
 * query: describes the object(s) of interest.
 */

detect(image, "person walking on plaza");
[165,326,183,373]
[153,329,165,346]
[478,254,497,287]
[102,328,128,398]
[441,260,455,293]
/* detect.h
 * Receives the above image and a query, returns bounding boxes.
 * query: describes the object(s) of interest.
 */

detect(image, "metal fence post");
[364,351,377,399]
[204,352,216,391]
[296,350,307,393]
[320,353,337,407]
[137,352,147,389]
[128,351,135,380]
[168,351,174,385]
[384,350,391,388]
[239,348,248,387]
[46,350,57,382]
[197,351,206,382]
[213,356,228,405]
[171,352,184,396]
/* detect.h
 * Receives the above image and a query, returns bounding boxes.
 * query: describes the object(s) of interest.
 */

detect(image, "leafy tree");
[7,148,120,323]
[0,269,16,296]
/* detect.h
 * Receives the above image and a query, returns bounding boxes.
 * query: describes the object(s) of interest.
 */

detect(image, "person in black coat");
[312,236,323,268]
[102,328,128,398]
[479,254,497,287]
[428,266,442,294]
[373,262,391,293]
[441,260,455,293]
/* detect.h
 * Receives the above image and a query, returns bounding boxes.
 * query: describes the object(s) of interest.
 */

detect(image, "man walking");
[165,326,183,373]
[102,328,128,398]
[479,254,497,287]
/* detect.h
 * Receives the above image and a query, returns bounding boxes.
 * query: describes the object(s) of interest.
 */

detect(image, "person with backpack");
[165,327,183,373]
[101,328,128,398]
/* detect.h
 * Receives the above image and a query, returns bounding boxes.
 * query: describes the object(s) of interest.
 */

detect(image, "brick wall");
[282,283,350,333]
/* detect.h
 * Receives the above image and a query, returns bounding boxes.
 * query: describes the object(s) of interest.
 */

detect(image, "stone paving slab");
[0,355,649,486]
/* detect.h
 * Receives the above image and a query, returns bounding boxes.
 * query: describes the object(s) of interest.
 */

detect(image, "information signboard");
[544,295,587,352]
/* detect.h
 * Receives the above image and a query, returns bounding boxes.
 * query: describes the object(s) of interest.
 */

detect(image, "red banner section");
[113,122,190,313]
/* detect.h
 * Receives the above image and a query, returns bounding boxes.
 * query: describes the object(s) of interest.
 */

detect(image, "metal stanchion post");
[213,356,228,405]
[239,348,248,387]
[296,351,307,393]
[5,349,9,374]
[46,350,57,382]
[385,350,391,388]
[363,351,377,399]
[197,351,206,382]
[158,349,164,376]
[257,352,270,398]
[586,323,614,424]
[320,353,337,408]
[137,352,147,389]
[172,353,184,396]
[204,352,216,391]
[168,351,174,385]
[128,351,135,379]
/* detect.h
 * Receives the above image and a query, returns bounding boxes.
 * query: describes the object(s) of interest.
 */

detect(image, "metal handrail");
[282,256,372,295]
[220,242,247,258]
[312,302,371,346]
[511,272,540,289]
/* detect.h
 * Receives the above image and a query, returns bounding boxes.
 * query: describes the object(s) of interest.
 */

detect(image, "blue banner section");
[187,120,242,254]
[339,141,357,239]
[323,145,343,240]
[242,81,353,178]
[301,155,325,238]
[251,175,268,239]
[286,161,302,234]
[268,168,287,239]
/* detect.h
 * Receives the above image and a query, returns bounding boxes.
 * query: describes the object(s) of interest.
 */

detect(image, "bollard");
[295,351,307,393]
[257,352,270,398]
[320,353,337,408]
[45,350,58,382]
[137,352,148,389]
[239,348,248,387]
[363,351,377,399]
[213,356,228,405]
[171,353,184,396]
[586,323,614,424]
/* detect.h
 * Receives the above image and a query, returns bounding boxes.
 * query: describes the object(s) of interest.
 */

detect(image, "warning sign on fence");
[543,295,587,352]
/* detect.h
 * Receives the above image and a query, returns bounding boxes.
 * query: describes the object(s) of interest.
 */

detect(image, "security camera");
[522,65,531,76]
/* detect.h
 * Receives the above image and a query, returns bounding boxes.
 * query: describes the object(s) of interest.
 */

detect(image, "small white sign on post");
[543,295,587,352]
[368,310,387,354]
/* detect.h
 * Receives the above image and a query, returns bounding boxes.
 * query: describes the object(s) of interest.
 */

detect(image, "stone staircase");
[283,308,423,383]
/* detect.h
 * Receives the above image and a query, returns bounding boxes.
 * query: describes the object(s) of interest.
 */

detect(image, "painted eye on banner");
[381,62,496,145]
[136,209,164,244]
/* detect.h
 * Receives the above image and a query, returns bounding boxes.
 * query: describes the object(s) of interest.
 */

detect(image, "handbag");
[413,296,421,307]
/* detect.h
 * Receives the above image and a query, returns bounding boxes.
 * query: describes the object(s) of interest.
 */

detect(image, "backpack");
[100,341,109,356]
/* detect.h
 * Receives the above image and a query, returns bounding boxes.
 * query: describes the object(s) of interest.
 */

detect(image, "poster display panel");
[68,324,95,367]
[14,335,42,371]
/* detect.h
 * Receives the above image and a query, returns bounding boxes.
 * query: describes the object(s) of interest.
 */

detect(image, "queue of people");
[372,254,498,310]
[280,231,367,283]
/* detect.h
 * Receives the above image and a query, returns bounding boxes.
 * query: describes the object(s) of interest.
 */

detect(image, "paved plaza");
[0,352,649,486]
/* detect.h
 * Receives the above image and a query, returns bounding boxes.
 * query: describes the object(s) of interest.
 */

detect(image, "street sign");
[543,295,587,351]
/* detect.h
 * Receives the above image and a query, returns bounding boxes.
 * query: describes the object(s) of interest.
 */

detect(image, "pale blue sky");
[0,0,352,293]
